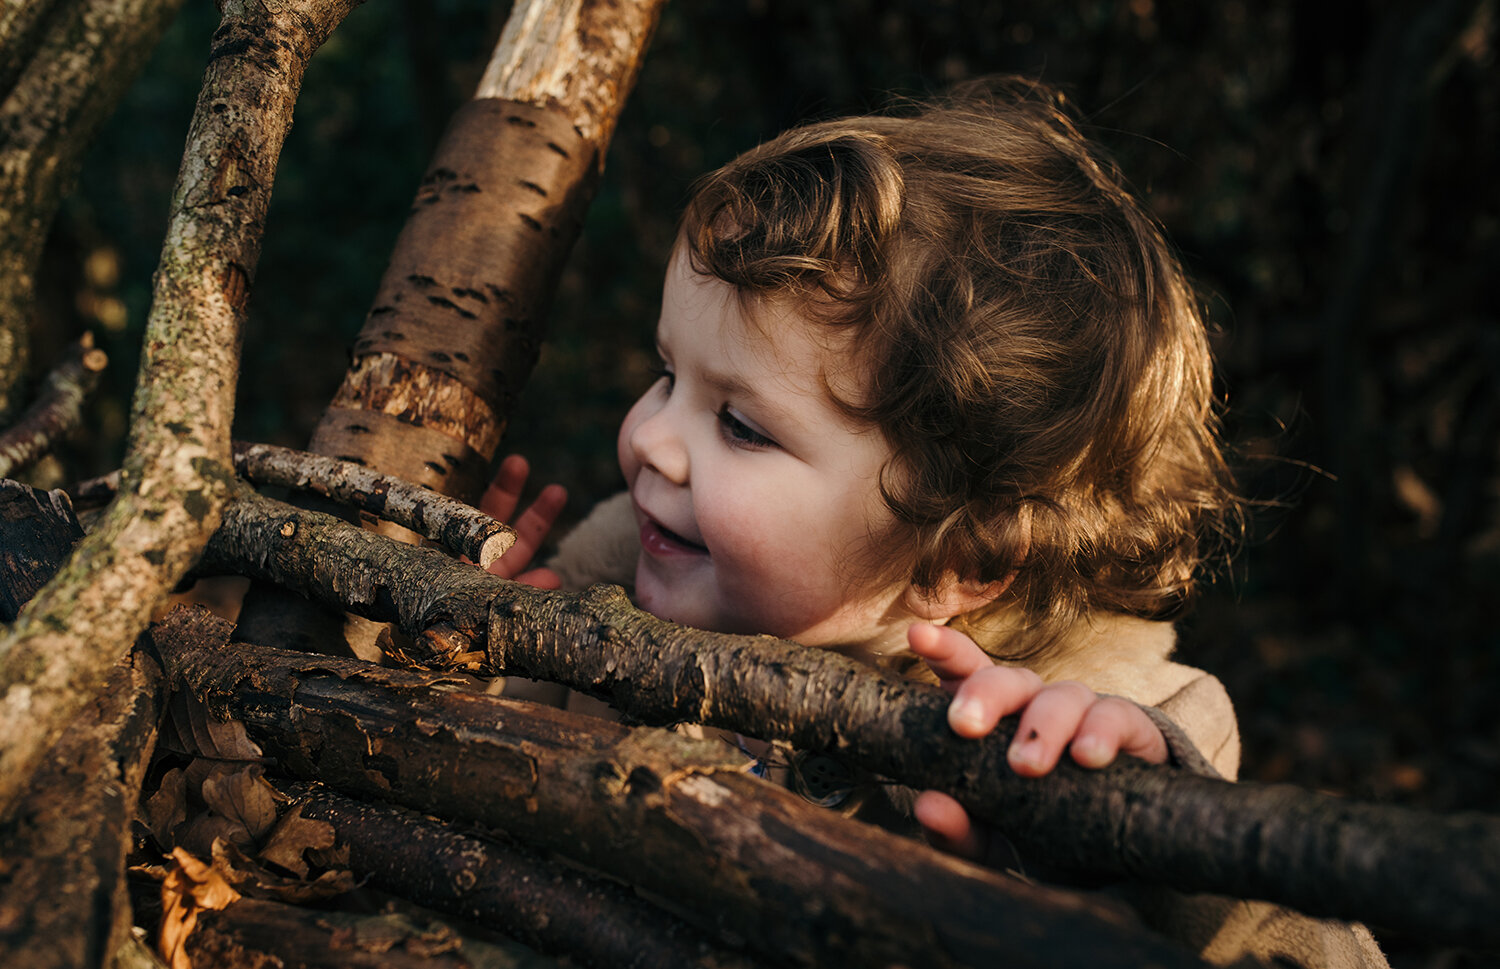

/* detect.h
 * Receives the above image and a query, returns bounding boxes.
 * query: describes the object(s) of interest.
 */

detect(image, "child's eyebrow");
[654,335,764,406]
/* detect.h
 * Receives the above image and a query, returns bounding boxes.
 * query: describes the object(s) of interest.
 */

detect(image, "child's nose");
[629,406,690,486]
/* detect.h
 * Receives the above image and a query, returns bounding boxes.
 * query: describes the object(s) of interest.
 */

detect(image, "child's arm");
[905,622,1168,859]
[478,454,568,589]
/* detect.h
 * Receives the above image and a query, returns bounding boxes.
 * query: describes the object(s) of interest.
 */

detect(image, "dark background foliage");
[29,1,1499,961]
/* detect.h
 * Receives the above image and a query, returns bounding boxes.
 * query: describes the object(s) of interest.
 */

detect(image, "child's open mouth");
[639,518,709,556]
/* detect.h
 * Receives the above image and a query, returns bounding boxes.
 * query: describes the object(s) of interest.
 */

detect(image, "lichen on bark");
[0,0,363,822]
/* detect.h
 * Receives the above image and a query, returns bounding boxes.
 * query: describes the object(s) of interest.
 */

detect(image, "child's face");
[617,251,917,660]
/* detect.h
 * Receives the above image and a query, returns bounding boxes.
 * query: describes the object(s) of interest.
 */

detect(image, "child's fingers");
[913,790,988,860]
[512,566,564,590]
[1069,697,1169,768]
[1006,680,1096,776]
[906,622,994,687]
[488,483,568,579]
[480,454,531,522]
[946,664,1044,738]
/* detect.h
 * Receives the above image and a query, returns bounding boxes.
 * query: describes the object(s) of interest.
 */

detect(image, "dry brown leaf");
[141,767,188,848]
[201,764,279,842]
[175,813,254,859]
[212,838,358,904]
[163,690,263,760]
[159,847,241,969]
[183,756,252,796]
[258,803,337,878]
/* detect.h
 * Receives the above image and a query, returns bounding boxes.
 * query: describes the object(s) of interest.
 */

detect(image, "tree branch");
[130,885,564,969]
[477,0,665,150]
[0,334,107,479]
[0,646,165,969]
[231,442,515,567]
[200,487,1500,946]
[153,604,1204,969]
[0,0,361,823]
[310,0,667,505]
[288,785,763,969]
[0,0,183,421]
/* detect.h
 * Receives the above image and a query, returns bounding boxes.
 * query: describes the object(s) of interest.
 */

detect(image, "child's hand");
[479,454,567,589]
[905,622,1168,860]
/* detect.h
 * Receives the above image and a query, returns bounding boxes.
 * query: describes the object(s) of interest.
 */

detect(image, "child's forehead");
[661,265,866,394]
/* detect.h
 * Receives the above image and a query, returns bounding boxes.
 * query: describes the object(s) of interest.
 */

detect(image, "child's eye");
[647,363,675,394]
[717,405,777,449]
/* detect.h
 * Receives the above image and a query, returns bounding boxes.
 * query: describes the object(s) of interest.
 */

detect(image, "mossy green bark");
[0,0,362,822]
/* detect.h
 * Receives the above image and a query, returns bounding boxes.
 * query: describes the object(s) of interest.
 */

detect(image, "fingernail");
[1009,731,1043,772]
[1071,735,1107,767]
[948,697,985,735]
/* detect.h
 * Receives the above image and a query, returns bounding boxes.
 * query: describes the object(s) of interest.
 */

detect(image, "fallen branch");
[0,480,84,622]
[0,0,360,823]
[0,0,182,420]
[288,784,762,969]
[0,335,108,479]
[153,603,1205,969]
[232,442,515,567]
[0,645,165,969]
[199,486,1500,947]
[129,879,562,969]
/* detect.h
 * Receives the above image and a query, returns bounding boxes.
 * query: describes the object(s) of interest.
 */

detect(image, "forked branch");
[0,0,362,822]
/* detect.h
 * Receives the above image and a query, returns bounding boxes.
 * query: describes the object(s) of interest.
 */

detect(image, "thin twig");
[0,334,107,479]
[69,445,518,567]
[232,442,515,567]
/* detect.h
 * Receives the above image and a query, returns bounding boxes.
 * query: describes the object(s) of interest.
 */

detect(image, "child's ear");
[902,574,1014,623]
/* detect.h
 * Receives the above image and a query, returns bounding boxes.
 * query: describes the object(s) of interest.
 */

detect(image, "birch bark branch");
[199,487,1500,946]
[0,0,361,822]
[308,0,665,508]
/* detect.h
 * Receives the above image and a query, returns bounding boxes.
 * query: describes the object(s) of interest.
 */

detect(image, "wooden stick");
[309,0,668,505]
[0,0,361,823]
[232,442,514,567]
[129,885,565,969]
[0,646,164,969]
[288,785,762,969]
[153,604,1208,969]
[0,0,182,421]
[0,335,107,479]
[200,487,1500,946]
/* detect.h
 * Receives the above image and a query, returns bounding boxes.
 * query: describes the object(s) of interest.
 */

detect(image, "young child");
[480,78,1387,968]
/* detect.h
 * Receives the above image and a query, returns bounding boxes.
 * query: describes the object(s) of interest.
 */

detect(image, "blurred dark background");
[29,1,1499,961]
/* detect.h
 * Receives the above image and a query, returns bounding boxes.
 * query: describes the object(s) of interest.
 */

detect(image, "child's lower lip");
[639,519,708,557]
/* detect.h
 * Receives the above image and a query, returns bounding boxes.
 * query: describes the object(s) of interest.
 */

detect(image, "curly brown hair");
[679,77,1241,659]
